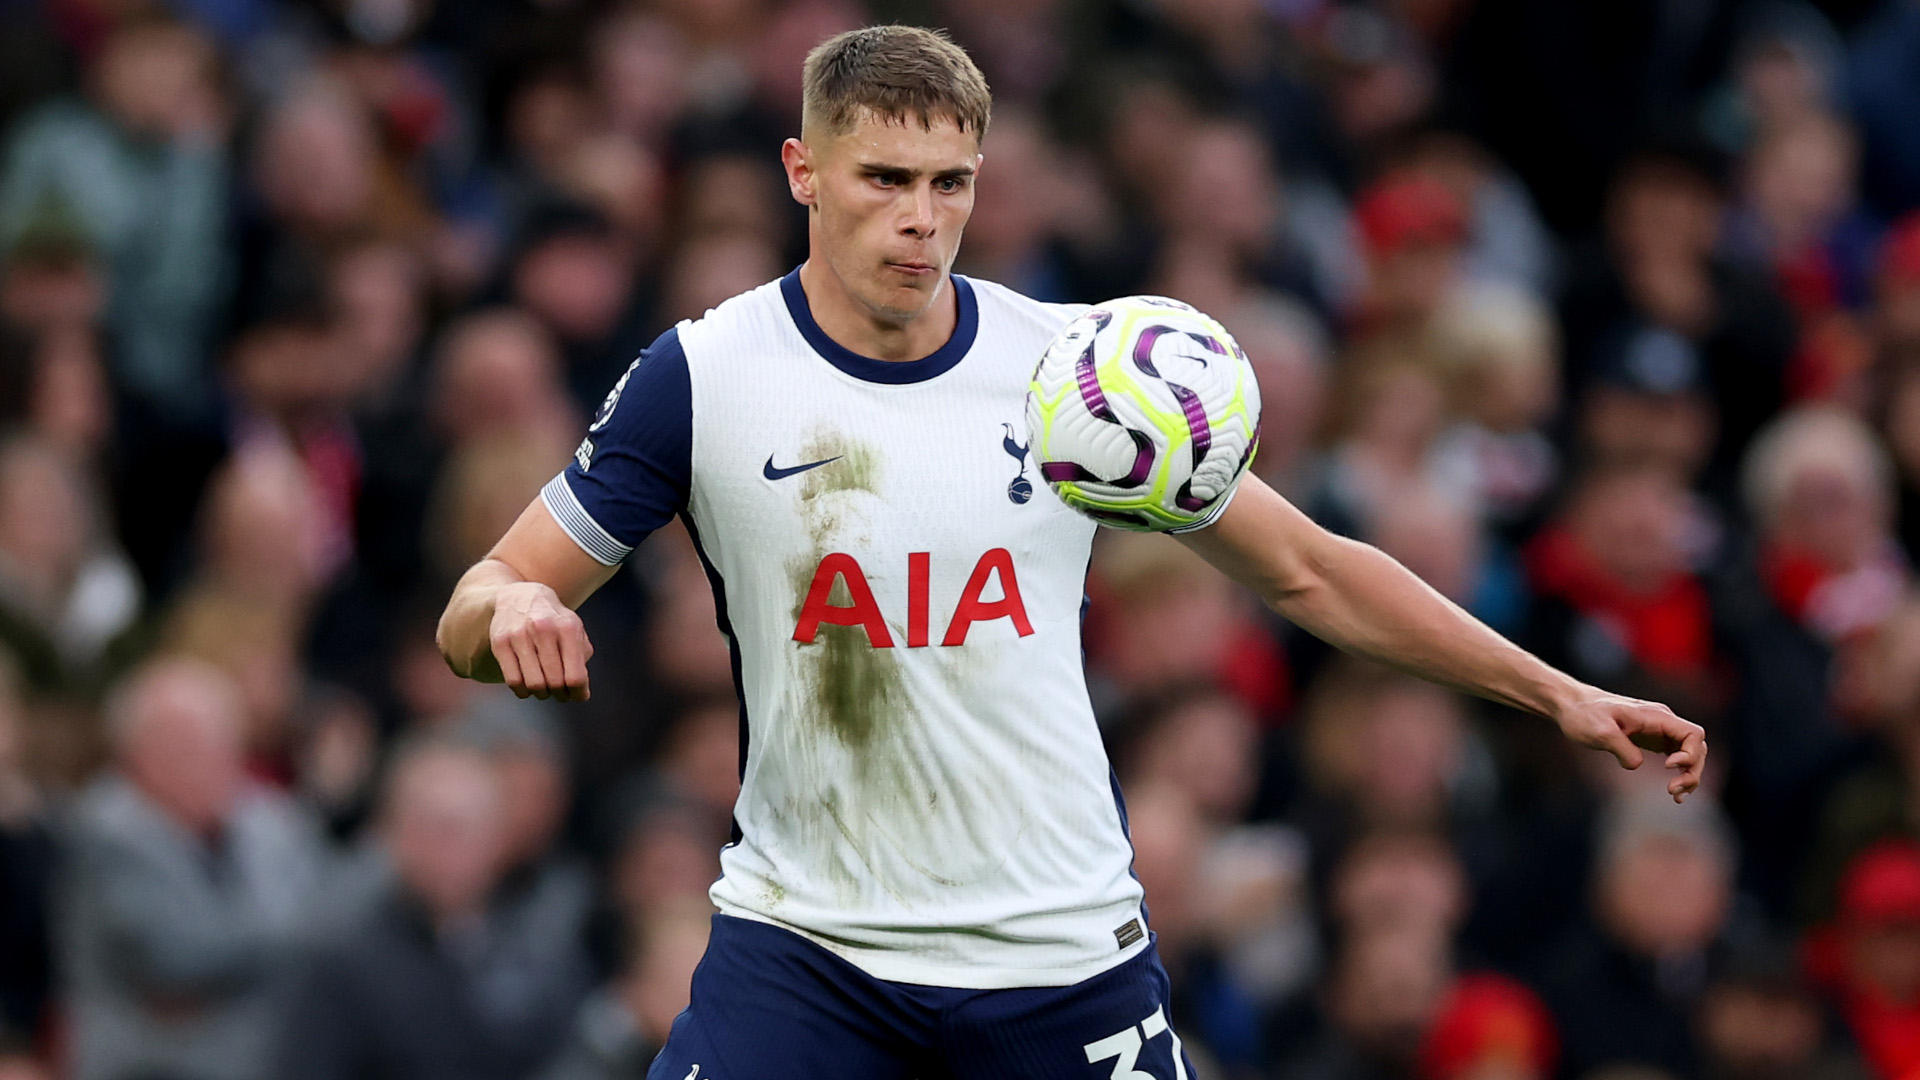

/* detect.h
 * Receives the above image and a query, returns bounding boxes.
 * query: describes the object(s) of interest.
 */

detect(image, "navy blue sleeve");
[540,328,691,564]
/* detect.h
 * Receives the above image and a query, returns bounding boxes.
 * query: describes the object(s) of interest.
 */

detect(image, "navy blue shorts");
[645,915,1199,1080]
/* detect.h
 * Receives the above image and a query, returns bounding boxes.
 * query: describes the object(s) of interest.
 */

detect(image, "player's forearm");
[436,558,525,682]
[1271,532,1586,720]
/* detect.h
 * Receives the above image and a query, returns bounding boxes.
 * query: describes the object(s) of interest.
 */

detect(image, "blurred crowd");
[7,0,1920,1078]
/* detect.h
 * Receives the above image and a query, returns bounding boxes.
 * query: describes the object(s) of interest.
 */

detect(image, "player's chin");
[867,281,938,321]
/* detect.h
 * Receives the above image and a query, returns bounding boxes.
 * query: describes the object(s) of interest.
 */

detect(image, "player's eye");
[937,176,967,193]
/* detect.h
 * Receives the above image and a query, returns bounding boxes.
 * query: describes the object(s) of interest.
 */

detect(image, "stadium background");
[4,0,1920,1077]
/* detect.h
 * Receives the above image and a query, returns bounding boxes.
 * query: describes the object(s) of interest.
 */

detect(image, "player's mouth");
[884,260,936,277]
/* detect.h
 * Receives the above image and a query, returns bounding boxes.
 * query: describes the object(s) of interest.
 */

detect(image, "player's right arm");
[437,499,620,701]
[438,327,694,703]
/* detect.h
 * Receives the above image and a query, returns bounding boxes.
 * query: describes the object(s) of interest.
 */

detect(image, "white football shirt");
[543,270,1161,988]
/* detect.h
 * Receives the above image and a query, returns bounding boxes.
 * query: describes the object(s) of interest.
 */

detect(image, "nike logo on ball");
[764,455,840,480]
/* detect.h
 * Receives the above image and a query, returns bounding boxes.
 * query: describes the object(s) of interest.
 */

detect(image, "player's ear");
[782,137,817,208]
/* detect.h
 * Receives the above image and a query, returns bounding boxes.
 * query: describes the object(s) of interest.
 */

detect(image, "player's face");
[791,110,980,325]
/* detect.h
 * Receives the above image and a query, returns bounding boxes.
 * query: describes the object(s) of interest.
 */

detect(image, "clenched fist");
[483,581,595,702]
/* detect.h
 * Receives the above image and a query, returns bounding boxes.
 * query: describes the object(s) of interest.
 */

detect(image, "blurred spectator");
[1348,172,1467,353]
[1805,840,1920,1080]
[607,795,726,932]
[426,433,573,586]
[1847,1,1920,218]
[0,16,230,418]
[1117,683,1263,829]
[1726,111,1877,404]
[1521,462,1718,719]
[590,11,689,154]
[1401,130,1558,295]
[1698,934,1864,1080]
[1875,216,1920,360]
[937,0,1068,109]
[675,152,787,253]
[0,649,50,1058]
[1702,7,1846,153]
[332,237,441,612]
[1233,295,1331,502]
[537,899,711,1080]
[1329,831,1469,950]
[1537,792,1739,1079]
[1417,973,1558,1080]
[0,1045,47,1080]
[224,312,362,586]
[1309,356,1459,543]
[653,698,743,825]
[163,585,306,785]
[1292,834,1560,1080]
[282,738,590,1080]
[954,110,1072,301]
[1716,406,1905,914]
[1430,282,1561,535]
[1874,226,1920,576]
[0,227,105,336]
[237,76,430,327]
[457,698,595,1004]
[545,133,667,264]
[1561,148,1796,490]
[1296,664,1480,837]
[1573,326,1720,490]
[1286,928,1450,1080]
[0,432,141,697]
[1122,780,1248,1074]
[421,308,577,584]
[293,685,381,840]
[1316,6,1437,173]
[171,439,329,617]
[657,230,781,326]
[1149,116,1327,321]
[329,237,428,415]
[1114,684,1319,1016]
[429,307,578,457]
[61,658,327,1080]
[1806,597,1920,920]
[1727,111,1874,318]
[1087,533,1290,724]
[22,320,113,466]
[508,204,650,411]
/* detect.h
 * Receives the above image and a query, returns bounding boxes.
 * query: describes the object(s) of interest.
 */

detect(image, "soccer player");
[437,25,1706,1080]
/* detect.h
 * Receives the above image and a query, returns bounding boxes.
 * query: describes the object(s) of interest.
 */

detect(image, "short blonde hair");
[801,25,992,143]
[1433,282,1558,380]
[1741,404,1893,527]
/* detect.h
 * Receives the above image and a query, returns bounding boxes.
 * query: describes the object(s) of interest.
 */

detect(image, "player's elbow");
[1260,528,1354,617]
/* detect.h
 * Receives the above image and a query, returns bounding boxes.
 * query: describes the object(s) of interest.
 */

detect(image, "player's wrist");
[1524,669,1594,726]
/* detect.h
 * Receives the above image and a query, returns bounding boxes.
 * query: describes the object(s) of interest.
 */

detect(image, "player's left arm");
[1176,476,1707,802]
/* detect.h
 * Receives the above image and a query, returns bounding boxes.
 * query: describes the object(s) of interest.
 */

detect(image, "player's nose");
[900,182,935,236]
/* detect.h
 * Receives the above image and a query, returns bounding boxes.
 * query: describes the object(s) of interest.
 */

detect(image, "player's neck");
[797,259,957,363]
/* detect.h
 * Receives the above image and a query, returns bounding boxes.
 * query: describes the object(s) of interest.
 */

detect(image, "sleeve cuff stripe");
[1166,485,1239,535]
[540,475,633,566]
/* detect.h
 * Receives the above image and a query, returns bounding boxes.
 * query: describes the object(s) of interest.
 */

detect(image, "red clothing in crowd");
[1524,525,1713,678]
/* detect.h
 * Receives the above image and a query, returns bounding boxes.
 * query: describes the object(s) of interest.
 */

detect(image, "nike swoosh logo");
[764,455,840,481]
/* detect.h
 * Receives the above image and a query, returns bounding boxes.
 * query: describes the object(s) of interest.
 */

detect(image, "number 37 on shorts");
[1084,1006,1192,1080]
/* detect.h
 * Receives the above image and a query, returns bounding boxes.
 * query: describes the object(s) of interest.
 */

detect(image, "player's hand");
[1553,690,1706,803]
[488,581,594,702]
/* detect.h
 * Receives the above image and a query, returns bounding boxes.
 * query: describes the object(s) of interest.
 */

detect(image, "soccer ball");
[1026,296,1262,532]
